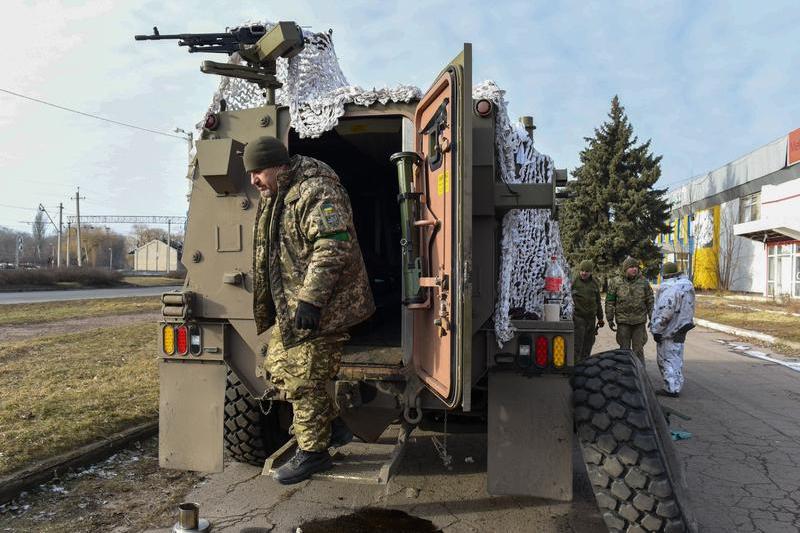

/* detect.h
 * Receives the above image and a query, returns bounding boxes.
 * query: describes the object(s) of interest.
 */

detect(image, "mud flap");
[487,370,573,501]
[159,359,227,472]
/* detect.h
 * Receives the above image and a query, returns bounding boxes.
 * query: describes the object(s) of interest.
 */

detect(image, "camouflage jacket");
[252,155,375,347]
[571,273,603,321]
[605,273,654,326]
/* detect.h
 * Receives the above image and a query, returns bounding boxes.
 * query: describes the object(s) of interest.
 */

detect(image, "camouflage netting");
[199,23,572,347]
[198,23,419,139]
[472,82,573,344]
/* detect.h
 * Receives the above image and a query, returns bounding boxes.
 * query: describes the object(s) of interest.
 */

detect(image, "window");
[739,192,760,223]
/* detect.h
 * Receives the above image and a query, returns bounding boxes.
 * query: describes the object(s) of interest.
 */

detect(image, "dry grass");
[0,297,160,327]
[697,291,800,315]
[695,299,800,345]
[121,276,183,287]
[0,323,158,475]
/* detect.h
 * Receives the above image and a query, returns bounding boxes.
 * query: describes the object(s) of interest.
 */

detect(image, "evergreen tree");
[560,96,669,282]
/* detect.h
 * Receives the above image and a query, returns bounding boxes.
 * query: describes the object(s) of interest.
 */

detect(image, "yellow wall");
[692,206,720,289]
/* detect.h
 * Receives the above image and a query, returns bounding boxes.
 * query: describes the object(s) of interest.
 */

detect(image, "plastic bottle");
[543,255,563,321]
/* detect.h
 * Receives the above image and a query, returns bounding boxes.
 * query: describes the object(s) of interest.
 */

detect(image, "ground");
[2,324,799,532]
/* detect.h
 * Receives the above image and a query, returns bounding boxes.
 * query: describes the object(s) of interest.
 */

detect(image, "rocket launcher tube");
[390,151,425,305]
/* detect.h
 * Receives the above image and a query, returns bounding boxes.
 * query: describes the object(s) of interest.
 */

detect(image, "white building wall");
[718,199,766,294]
[133,240,179,271]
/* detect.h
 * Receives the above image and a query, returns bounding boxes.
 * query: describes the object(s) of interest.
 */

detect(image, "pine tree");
[560,96,670,283]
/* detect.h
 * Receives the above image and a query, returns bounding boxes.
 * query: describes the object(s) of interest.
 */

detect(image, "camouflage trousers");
[616,322,647,364]
[656,339,684,393]
[263,327,348,452]
[573,315,598,363]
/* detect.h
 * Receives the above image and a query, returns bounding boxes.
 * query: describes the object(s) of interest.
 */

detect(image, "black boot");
[273,448,333,485]
[329,417,353,448]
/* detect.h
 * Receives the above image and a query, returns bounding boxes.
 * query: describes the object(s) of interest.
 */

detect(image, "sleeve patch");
[318,200,344,234]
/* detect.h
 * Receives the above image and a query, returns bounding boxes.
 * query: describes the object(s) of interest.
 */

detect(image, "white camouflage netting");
[199,23,572,346]
[199,23,420,138]
[472,82,573,344]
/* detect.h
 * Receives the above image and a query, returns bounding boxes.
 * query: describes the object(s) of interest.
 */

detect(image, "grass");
[695,299,800,345]
[697,290,800,315]
[121,275,183,287]
[0,297,161,326]
[0,323,158,476]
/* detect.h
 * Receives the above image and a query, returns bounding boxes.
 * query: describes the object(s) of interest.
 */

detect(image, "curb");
[695,318,800,351]
[0,421,158,505]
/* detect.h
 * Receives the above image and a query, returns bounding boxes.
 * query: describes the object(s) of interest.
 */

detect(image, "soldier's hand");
[294,300,321,331]
[597,320,605,328]
[608,321,616,332]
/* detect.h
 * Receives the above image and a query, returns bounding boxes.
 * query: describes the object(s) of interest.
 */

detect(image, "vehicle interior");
[288,115,407,368]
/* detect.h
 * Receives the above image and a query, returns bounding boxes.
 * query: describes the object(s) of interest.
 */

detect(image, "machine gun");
[134,25,270,54]
[135,21,305,102]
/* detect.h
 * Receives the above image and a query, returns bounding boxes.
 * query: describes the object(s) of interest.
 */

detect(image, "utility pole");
[15,236,22,269]
[166,219,171,273]
[72,187,86,266]
[66,221,71,267]
[109,247,113,271]
[57,203,63,268]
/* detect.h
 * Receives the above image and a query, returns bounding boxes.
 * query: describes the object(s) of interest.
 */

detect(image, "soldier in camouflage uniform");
[605,256,654,364]
[571,259,604,362]
[246,136,375,484]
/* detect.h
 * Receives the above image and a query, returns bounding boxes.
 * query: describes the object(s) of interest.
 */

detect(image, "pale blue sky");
[1,0,798,233]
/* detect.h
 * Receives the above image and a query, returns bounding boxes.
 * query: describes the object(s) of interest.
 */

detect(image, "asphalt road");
[0,286,182,304]
[145,326,800,533]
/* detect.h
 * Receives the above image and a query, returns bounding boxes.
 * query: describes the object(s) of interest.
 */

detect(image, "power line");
[0,88,188,141]
[0,203,39,211]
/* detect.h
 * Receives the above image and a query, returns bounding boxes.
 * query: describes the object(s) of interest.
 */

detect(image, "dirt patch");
[0,437,204,533]
[0,312,160,342]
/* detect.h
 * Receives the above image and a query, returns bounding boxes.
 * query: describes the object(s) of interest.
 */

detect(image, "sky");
[2,0,798,234]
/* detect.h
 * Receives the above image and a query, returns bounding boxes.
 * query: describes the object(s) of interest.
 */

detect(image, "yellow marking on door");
[437,171,450,196]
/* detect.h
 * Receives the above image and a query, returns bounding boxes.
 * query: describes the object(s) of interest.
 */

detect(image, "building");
[657,128,800,297]
[130,239,182,272]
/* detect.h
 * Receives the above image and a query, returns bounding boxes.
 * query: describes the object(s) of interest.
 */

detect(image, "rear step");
[262,423,413,484]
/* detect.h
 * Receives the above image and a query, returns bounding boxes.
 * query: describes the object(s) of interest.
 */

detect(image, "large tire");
[573,349,697,533]
[223,369,291,466]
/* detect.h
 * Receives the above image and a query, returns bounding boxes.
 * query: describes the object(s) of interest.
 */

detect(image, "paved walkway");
[0,286,181,304]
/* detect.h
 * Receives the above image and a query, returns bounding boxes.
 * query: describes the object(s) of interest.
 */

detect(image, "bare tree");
[32,211,48,264]
[717,206,744,291]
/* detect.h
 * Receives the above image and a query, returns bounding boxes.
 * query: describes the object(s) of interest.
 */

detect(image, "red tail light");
[535,337,549,368]
[176,325,189,355]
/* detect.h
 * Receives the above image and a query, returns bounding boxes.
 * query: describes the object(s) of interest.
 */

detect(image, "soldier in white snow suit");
[649,262,696,397]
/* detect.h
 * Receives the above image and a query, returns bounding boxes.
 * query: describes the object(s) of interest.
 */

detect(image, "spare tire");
[573,349,697,533]
[223,369,291,466]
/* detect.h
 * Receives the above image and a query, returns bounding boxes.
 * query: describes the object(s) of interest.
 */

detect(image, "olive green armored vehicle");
[139,22,695,532]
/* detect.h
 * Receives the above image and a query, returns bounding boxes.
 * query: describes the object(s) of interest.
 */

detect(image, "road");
[142,326,800,533]
[0,286,182,304]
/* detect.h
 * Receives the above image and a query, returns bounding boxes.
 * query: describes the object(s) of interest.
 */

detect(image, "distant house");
[129,239,182,272]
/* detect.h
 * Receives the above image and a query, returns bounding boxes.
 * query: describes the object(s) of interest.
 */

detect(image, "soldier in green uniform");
[246,136,375,484]
[605,256,654,363]
[571,259,604,362]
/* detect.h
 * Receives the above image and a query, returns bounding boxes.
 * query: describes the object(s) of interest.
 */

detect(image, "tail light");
[517,335,533,368]
[162,325,175,355]
[535,337,549,368]
[552,336,566,368]
[189,325,202,356]
[176,325,189,355]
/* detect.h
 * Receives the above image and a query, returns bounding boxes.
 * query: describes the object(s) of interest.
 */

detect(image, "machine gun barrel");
[134,25,268,54]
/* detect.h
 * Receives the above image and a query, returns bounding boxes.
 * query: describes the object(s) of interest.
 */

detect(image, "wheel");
[223,368,291,466]
[573,349,697,533]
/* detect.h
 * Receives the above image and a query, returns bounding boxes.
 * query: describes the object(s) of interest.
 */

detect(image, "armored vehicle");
[141,21,695,532]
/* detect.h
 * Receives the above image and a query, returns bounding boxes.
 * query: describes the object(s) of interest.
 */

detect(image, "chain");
[431,411,452,469]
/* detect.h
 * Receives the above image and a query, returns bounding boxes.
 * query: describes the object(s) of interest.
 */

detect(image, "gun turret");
[135,22,304,102]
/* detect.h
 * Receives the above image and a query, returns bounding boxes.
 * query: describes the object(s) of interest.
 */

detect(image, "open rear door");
[412,45,472,408]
